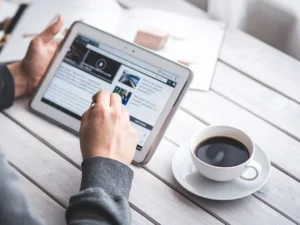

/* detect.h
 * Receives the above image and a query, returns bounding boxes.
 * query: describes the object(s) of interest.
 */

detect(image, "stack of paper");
[116,9,226,90]
[0,3,225,91]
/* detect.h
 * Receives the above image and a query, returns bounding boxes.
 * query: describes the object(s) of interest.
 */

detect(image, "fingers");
[81,109,90,125]
[92,90,110,108]
[121,107,130,121]
[80,108,91,135]
[110,93,122,109]
[92,91,124,115]
[38,15,64,43]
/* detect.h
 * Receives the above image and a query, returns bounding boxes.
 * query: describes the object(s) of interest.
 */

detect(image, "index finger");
[92,90,110,108]
[38,15,64,43]
[110,93,122,109]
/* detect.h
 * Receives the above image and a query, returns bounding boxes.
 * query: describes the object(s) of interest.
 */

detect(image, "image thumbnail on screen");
[119,70,140,89]
[64,35,121,84]
[113,86,132,105]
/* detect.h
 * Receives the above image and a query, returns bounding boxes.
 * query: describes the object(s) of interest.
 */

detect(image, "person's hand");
[8,16,64,97]
[80,90,138,165]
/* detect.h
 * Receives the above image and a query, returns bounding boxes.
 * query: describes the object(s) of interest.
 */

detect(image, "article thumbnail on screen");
[113,86,132,105]
[119,70,140,89]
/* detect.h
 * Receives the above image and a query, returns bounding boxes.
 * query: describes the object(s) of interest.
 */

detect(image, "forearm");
[66,157,133,225]
[0,152,43,225]
[7,62,28,98]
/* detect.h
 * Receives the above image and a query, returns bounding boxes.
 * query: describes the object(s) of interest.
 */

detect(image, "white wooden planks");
[220,29,300,103]
[131,210,154,225]
[165,109,300,224]
[130,166,223,225]
[4,97,298,224]
[20,165,155,225]
[212,62,300,141]
[258,168,300,223]
[0,113,154,225]
[0,113,80,206]
[146,138,296,225]
[180,91,300,181]
[2,100,223,225]
[17,172,66,225]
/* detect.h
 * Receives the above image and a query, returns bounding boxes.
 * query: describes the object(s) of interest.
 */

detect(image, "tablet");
[30,22,193,164]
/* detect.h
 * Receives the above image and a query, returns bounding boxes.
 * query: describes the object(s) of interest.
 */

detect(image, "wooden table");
[1,17,300,225]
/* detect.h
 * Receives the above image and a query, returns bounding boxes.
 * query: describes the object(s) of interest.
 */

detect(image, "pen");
[0,4,28,50]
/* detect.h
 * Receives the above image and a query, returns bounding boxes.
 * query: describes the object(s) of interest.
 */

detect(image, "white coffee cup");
[189,125,261,182]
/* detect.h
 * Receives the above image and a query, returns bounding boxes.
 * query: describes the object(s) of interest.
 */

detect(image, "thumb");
[37,16,64,43]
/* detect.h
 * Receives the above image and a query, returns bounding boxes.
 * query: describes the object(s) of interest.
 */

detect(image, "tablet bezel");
[30,21,193,164]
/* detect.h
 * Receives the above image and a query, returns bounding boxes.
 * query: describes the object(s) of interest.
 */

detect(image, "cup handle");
[240,161,261,181]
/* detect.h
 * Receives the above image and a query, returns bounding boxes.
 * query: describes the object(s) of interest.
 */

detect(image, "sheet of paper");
[116,9,226,91]
[0,0,122,62]
[117,0,209,18]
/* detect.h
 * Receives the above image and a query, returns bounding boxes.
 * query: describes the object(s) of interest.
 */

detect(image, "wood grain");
[220,29,300,103]
[131,209,154,225]
[147,138,296,225]
[165,109,300,224]
[0,113,81,206]
[4,98,298,224]
[0,114,154,225]
[17,170,66,225]
[212,62,300,141]
[18,167,153,225]
[2,102,222,225]
[180,91,300,181]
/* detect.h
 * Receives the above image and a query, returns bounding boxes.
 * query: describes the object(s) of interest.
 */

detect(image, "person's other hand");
[80,90,138,165]
[8,16,64,97]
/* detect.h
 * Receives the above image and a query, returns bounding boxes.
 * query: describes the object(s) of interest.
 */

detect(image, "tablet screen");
[42,35,179,151]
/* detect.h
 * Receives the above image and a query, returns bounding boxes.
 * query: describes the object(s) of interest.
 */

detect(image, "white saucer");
[172,143,271,200]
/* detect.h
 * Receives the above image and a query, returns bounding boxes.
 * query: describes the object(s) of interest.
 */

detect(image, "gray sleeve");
[0,151,44,225]
[65,157,134,225]
[0,66,15,109]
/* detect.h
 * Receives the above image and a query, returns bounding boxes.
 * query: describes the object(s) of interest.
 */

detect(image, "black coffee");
[195,137,249,167]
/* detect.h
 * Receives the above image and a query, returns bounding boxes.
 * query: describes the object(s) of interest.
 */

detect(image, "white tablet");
[30,22,193,164]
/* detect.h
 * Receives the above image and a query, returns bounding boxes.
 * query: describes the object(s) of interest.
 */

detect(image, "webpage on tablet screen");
[42,35,179,151]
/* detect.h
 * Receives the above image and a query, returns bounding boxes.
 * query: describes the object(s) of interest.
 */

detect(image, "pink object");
[134,27,169,50]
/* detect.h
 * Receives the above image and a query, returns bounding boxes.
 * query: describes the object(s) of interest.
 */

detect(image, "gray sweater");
[0,66,133,225]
